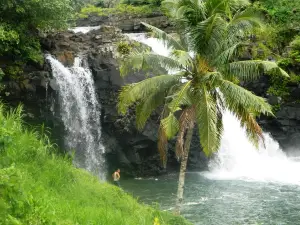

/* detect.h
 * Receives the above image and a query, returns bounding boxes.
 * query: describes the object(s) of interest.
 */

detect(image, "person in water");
[112,169,121,187]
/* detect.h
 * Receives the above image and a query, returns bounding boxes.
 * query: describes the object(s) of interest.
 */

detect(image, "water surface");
[122,173,300,225]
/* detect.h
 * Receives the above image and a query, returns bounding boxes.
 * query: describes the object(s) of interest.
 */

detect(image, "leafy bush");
[0,0,75,77]
[253,0,300,48]
[0,105,191,225]
[254,0,300,26]
[117,42,132,55]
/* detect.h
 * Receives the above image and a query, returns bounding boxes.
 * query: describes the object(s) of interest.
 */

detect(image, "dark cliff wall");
[246,74,300,155]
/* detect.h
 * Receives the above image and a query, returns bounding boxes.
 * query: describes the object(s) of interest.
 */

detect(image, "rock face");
[76,12,173,33]
[246,75,300,154]
[1,25,207,177]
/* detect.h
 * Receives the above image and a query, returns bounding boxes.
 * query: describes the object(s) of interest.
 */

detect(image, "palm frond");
[168,81,192,113]
[260,61,289,77]
[118,74,181,115]
[226,60,289,81]
[243,112,264,148]
[141,22,186,51]
[158,124,168,168]
[120,51,186,77]
[226,60,261,81]
[189,14,227,58]
[206,0,250,17]
[212,42,241,66]
[194,86,221,156]
[161,112,180,139]
[136,90,166,130]
[229,7,263,29]
[228,0,251,11]
[170,50,193,68]
[219,79,273,115]
[164,0,207,26]
[175,107,196,160]
[231,106,264,148]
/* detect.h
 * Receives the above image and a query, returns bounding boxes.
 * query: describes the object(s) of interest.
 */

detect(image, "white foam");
[69,26,101,34]
[203,110,300,185]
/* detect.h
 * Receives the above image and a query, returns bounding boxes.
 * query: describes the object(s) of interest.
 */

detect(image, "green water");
[122,173,300,225]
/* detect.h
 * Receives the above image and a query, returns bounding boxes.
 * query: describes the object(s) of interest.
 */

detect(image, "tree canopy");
[0,0,75,75]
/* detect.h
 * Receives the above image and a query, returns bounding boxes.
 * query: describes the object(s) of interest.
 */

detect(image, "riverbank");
[0,104,191,225]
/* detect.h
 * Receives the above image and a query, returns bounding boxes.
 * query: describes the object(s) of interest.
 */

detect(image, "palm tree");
[117,0,288,214]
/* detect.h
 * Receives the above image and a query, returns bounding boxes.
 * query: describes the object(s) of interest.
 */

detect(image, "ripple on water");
[122,173,300,225]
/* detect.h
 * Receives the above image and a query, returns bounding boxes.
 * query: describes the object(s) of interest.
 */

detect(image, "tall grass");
[0,104,191,225]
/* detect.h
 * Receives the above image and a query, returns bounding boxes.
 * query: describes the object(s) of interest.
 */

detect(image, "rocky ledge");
[76,11,173,33]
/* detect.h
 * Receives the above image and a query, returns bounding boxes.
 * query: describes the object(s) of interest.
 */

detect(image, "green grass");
[0,105,191,225]
[78,4,159,18]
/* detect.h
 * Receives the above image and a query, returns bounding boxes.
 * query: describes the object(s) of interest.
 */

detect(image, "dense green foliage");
[0,0,75,77]
[0,105,190,225]
[78,0,162,18]
[254,0,300,26]
[238,1,300,108]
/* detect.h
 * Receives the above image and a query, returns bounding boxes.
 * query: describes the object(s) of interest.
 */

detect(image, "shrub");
[117,42,132,55]
[0,0,75,77]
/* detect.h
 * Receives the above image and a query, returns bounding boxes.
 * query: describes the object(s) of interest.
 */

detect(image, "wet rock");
[268,95,282,105]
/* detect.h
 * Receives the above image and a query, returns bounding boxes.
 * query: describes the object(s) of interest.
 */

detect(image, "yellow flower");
[153,217,160,225]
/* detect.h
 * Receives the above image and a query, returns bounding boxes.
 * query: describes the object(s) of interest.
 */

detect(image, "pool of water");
[122,173,300,225]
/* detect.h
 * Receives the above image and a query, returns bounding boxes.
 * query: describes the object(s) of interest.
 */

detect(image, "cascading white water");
[203,110,300,185]
[127,33,300,185]
[69,26,101,34]
[47,55,105,180]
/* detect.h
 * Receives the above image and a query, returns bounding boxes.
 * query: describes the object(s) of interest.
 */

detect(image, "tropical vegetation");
[0,104,190,224]
[117,0,288,214]
[0,0,76,78]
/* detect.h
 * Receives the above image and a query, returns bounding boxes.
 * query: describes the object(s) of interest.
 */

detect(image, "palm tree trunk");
[174,126,194,215]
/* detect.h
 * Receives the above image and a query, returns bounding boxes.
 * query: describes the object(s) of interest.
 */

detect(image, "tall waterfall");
[47,55,105,180]
[128,33,300,185]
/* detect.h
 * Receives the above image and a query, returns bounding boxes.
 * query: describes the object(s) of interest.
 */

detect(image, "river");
[122,173,300,225]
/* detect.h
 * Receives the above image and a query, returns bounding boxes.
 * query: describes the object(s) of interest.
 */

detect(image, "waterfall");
[46,55,105,180]
[127,33,300,185]
[203,110,300,185]
[69,26,101,34]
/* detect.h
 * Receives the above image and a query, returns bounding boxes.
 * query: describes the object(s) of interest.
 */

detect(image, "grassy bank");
[0,105,191,225]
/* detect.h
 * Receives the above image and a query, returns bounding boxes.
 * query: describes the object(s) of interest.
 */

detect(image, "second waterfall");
[47,55,105,180]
